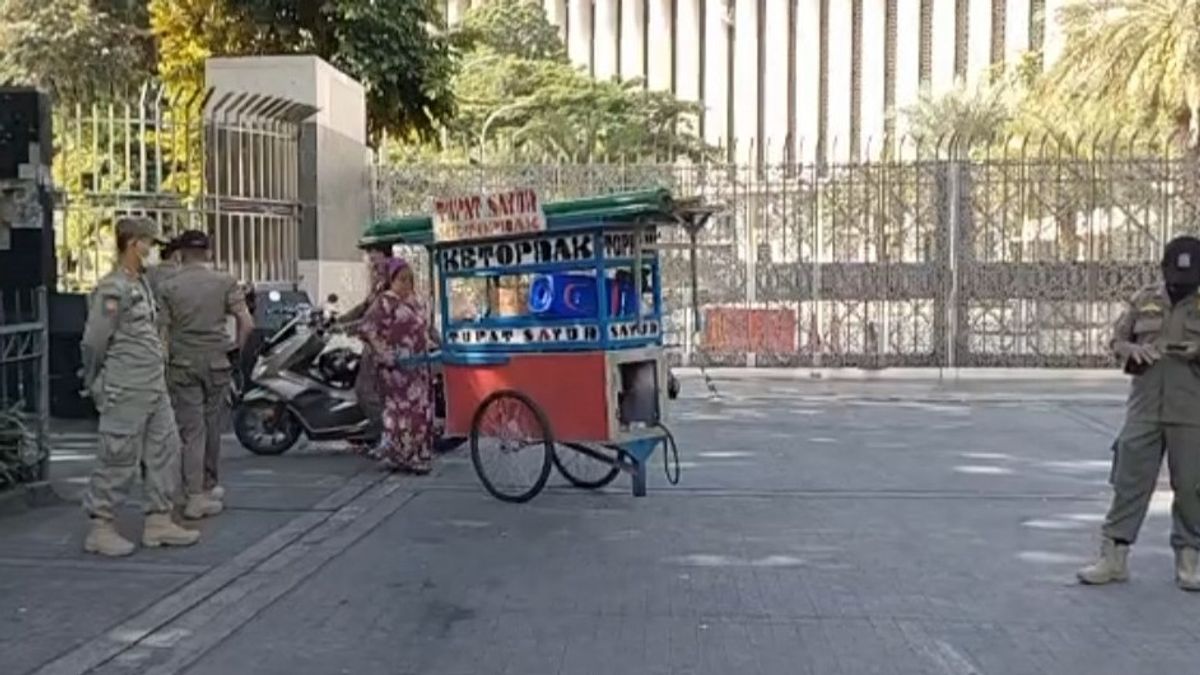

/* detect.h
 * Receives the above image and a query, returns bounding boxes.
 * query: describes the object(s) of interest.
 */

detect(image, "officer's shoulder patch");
[103,297,120,316]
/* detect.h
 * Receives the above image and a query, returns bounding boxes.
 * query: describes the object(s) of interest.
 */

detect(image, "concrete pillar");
[931,0,957,93]
[827,0,853,162]
[206,56,368,306]
[620,0,646,81]
[545,0,568,42]
[732,0,759,160]
[1005,0,1032,63]
[675,0,702,102]
[568,0,593,72]
[647,0,673,91]
[895,0,922,151]
[860,0,887,161]
[796,0,821,162]
[762,0,790,163]
[1043,0,1067,67]
[594,0,619,79]
[967,0,992,82]
[702,0,730,147]
[446,0,469,25]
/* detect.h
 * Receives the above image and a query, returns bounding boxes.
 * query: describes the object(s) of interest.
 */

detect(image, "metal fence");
[0,288,49,487]
[372,134,1196,368]
[54,85,313,292]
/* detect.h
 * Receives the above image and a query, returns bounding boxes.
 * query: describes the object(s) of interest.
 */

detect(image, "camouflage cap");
[115,216,164,243]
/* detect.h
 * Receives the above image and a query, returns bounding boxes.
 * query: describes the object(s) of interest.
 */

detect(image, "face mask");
[142,246,160,269]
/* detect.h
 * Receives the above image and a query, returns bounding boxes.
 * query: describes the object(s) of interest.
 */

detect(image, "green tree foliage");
[1047,0,1200,149]
[401,0,710,164]
[149,0,455,139]
[0,0,153,102]
[452,0,566,61]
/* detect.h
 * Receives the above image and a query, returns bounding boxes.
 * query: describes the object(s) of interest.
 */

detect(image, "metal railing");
[0,287,49,488]
[373,131,1195,368]
[54,84,313,292]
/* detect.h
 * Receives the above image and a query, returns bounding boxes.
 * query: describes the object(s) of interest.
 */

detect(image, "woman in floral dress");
[358,257,435,473]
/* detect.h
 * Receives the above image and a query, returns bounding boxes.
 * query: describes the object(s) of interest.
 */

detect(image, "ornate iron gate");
[54,85,312,292]
[372,140,1187,369]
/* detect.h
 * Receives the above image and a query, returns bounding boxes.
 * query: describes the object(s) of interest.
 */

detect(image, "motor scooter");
[233,296,462,456]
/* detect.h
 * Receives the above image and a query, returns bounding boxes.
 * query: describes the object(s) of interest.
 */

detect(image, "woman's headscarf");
[383,256,409,283]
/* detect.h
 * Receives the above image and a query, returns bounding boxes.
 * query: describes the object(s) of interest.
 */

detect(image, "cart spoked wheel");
[553,443,621,489]
[470,390,554,503]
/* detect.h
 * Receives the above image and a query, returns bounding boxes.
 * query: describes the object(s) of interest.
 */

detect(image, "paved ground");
[5,373,1200,675]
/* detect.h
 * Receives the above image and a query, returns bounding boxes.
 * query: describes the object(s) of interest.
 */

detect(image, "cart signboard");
[431,188,547,243]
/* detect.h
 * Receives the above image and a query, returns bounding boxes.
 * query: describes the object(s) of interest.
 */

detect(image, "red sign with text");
[704,307,797,354]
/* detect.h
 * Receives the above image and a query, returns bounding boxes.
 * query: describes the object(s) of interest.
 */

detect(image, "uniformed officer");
[1078,235,1200,590]
[146,236,181,294]
[80,217,200,556]
[157,230,253,519]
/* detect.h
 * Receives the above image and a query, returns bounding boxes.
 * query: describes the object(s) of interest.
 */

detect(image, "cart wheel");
[469,390,554,503]
[553,443,621,489]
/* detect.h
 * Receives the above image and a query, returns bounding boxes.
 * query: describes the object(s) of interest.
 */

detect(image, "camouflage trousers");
[168,363,231,496]
[82,387,181,520]
[1103,421,1200,549]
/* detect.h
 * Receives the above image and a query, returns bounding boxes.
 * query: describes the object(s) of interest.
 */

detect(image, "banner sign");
[432,188,547,242]
[439,229,658,273]
[704,308,796,353]
[446,319,661,346]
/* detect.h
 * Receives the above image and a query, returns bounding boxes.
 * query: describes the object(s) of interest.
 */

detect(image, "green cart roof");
[360,188,694,248]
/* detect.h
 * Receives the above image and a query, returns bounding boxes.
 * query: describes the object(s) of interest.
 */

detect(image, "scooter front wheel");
[234,397,301,456]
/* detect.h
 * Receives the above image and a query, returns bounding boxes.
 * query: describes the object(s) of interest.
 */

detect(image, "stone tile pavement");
[4,373,1200,675]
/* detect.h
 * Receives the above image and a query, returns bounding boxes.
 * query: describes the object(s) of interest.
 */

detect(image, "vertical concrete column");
[762,0,790,163]
[795,0,821,162]
[545,0,568,42]
[827,0,853,162]
[674,0,702,103]
[594,0,620,79]
[702,0,730,147]
[732,0,759,160]
[930,0,957,93]
[895,0,922,152]
[620,0,646,81]
[206,56,367,306]
[568,0,593,72]
[967,0,992,83]
[646,0,673,91]
[1005,0,1032,63]
[860,0,887,161]
[446,0,469,25]
[1043,0,1067,66]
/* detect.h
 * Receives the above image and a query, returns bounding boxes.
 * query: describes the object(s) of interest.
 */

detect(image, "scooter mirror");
[327,293,339,305]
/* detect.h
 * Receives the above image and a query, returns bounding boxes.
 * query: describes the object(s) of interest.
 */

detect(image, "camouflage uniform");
[1102,283,1200,549]
[157,236,247,514]
[80,218,198,555]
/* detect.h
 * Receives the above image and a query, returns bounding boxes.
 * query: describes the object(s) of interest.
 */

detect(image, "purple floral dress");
[359,290,434,472]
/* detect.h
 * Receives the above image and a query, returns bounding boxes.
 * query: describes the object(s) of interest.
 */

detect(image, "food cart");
[359,188,713,502]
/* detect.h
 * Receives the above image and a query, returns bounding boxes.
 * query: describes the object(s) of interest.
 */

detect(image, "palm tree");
[1048,0,1200,150]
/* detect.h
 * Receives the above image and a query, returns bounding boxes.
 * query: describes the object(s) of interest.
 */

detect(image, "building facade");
[443,0,1068,163]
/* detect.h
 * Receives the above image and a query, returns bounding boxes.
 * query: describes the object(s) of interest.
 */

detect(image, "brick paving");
[7,375,1200,674]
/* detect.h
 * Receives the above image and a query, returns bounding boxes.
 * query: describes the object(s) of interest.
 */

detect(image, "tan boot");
[83,519,135,557]
[1077,539,1129,585]
[142,513,200,548]
[1175,548,1200,591]
[183,493,224,520]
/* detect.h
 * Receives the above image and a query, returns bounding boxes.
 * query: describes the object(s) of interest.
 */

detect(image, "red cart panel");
[444,353,611,442]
